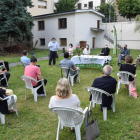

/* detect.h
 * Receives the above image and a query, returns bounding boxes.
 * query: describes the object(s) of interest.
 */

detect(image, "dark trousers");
[0,73,10,86]
[33,79,47,94]
[49,51,57,65]
[0,61,10,71]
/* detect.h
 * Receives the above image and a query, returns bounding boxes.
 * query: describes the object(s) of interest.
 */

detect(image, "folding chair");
[21,75,46,102]
[116,71,137,96]
[85,87,115,121]
[0,95,18,124]
[50,107,88,140]
[0,73,9,87]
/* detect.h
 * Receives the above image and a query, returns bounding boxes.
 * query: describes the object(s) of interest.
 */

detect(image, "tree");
[97,2,117,23]
[0,0,34,43]
[135,15,140,32]
[54,0,78,13]
[116,0,140,21]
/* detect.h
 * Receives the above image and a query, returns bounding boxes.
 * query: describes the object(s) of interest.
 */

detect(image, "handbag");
[85,110,100,140]
[130,84,139,98]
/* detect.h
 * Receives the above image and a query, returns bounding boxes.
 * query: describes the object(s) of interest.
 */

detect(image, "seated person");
[100,44,110,56]
[0,87,17,114]
[83,45,90,55]
[24,57,47,96]
[21,50,30,64]
[0,60,10,71]
[117,44,130,67]
[59,52,80,82]
[67,43,74,57]
[0,68,10,87]
[90,65,117,111]
[119,55,136,89]
[49,78,83,131]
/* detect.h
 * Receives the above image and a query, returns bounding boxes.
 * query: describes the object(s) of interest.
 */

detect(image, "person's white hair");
[103,65,113,76]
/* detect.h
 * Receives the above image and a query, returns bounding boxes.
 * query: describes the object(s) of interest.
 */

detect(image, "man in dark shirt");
[117,44,130,67]
[100,44,110,56]
[90,65,117,110]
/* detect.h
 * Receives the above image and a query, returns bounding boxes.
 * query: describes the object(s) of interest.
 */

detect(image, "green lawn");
[0,49,140,140]
[0,50,63,63]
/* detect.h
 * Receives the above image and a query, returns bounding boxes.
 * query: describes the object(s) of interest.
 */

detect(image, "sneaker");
[37,94,45,97]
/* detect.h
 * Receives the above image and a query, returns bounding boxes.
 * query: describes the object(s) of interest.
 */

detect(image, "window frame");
[89,1,93,9]
[40,38,45,46]
[60,38,67,46]
[58,18,67,29]
[78,3,82,10]
[38,0,47,9]
[38,21,45,31]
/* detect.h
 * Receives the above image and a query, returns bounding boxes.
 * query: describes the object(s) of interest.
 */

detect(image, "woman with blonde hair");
[49,78,83,131]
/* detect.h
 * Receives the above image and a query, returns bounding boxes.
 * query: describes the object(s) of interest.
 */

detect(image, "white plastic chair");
[85,87,115,121]
[0,61,6,68]
[116,71,137,96]
[0,73,9,87]
[21,61,30,68]
[60,67,80,86]
[21,75,46,102]
[50,107,88,140]
[0,95,18,124]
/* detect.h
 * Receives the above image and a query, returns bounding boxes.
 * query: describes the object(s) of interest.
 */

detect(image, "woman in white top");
[83,45,91,55]
[67,43,74,57]
[49,78,83,131]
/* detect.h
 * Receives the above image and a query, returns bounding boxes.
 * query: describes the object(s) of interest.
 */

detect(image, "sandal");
[9,109,16,114]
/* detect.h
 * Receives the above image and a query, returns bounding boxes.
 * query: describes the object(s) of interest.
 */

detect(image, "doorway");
[92,38,95,48]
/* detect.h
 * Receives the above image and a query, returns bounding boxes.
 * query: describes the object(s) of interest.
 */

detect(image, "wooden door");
[92,38,95,48]
[97,20,100,28]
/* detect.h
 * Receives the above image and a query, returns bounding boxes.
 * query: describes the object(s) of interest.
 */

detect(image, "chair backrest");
[21,75,37,89]
[117,71,135,84]
[85,87,110,104]
[21,61,30,68]
[0,61,5,68]
[60,67,70,78]
[50,107,83,127]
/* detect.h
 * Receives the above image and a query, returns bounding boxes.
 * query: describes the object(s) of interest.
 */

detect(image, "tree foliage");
[54,0,78,13]
[116,0,140,21]
[135,15,140,32]
[0,0,34,42]
[97,2,117,22]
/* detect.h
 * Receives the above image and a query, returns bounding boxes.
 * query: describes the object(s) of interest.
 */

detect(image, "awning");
[90,27,104,32]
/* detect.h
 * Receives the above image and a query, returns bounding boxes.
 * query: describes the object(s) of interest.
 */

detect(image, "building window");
[84,4,87,7]
[97,20,100,28]
[89,1,93,9]
[40,38,45,46]
[101,0,105,5]
[38,1,47,9]
[60,38,67,46]
[78,3,82,10]
[58,18,67,29]
[38,21,45,30]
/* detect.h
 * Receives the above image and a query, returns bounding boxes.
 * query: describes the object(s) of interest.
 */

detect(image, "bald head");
[103,65,113,76]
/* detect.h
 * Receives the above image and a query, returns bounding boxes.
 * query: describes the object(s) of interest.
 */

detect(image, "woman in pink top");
[49,78,83,132]
[67,43,74,57]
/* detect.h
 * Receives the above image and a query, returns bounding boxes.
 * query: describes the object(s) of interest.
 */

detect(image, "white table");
[71,55,112,70]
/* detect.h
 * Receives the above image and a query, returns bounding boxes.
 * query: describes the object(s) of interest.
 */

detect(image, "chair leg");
[11,96,18,116]
[43,85,47,97]
[129,84,132,97]
[25,87,27,99]
[78,74,80,83]
[117,82,120,94]
[89,102,92,111]
[34,89,37,102]
[56,121,61,140]
[92,102,96,108]
[0,113,5,124]
[75,125,81,140]
[103,107,107,121]
[71,77,74,86]
[112,95,115,113]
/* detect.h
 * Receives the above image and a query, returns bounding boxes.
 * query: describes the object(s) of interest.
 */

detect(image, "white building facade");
[32,10,105,49]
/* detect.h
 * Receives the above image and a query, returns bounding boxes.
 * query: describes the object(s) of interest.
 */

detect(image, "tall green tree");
[116,0,140,21]
[54,0,78,13]
[0,0,34,43]
[97,2,117,22]
[135,15,140,32]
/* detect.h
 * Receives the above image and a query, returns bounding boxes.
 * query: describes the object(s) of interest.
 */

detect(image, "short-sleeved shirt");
[21,56,30,64]
[24,65,41,86]
[59,58,75,75]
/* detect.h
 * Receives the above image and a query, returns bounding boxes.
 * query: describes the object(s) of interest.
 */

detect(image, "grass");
[0,49,140,140]
[0,50,63,63]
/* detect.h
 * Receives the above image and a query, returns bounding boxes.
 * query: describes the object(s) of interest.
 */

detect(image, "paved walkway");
[9,53,63,67]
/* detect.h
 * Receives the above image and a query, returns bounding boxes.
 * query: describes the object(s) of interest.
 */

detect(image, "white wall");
[33,14,75,49]
[96,22,140,50]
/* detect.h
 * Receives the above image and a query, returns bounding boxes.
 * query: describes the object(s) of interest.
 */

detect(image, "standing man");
[117,44,130,67]
[48,38,59,65]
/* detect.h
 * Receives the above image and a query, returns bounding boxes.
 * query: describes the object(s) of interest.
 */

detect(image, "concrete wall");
[27,0,53,16]
[96,22,140,50]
